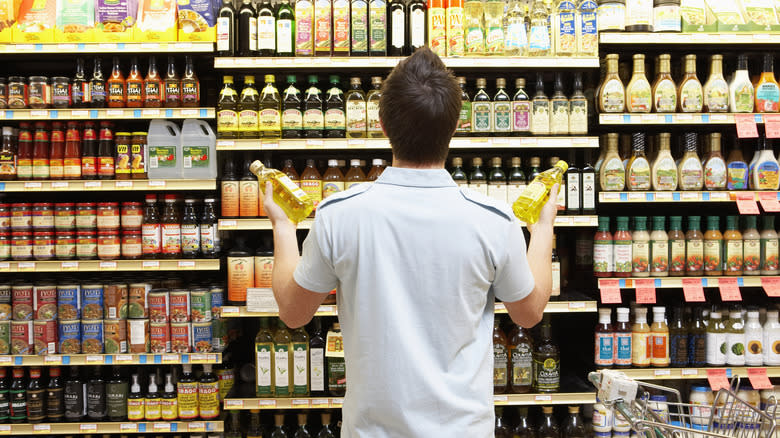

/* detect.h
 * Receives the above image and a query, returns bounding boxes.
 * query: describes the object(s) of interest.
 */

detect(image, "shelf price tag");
[758,192,780,212]
[765,114,780,138]
[120,423,138,432]
[493,395,508,404]
[310,399,329,408]
[188,422,205,432]
[51,181,69,190]
[153,423,171,432]
[736,192,760,215]
[599,279,621,304]
[568,301,586,310]
[534,395,552,402]
[0,262,9,271]
[635,279,656,304]
[707,368,730,391]
[99,261,117,270]
[761,277,780,297]
[736,114,759,138]
[32,424,50,433]
[718,278,742,301]
[162,354,178,363]
[84,181,102,190]
[225,399,245,408]
[44,355,62,364]
[114,181,133,189]
[142,260,160,270]
[115,354,133,363]
[17,262,35,272]
[747,368,773,389]
[178,260,195,269]
[80,424,97,432]
[292,399,311,407]
[653,369,671,376]
[0,425,11,434]
[220,220,237,230]
[85,355,104,363]
[0,357,11,364]
[682,278,706,302]
[681,369,699,376]
[220,306,239,316]
[23,182,41,190]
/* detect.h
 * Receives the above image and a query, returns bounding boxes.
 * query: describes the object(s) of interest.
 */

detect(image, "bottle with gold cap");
[366,76,383,138]
[259,74,281,138]
[512,159,568,224]
[346,77,367,138]
[238,75,259,139]
[217,76,239,139]
[250,160,314,223]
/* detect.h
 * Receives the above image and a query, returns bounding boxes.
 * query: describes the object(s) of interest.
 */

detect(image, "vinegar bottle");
[250,160,314,223]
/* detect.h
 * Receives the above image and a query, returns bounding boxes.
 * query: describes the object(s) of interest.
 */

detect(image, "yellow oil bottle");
[250,160,314,223]
[512,160,567,224]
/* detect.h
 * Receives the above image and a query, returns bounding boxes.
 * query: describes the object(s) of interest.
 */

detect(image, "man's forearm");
[526,224,554,314]
[272,220,300,311]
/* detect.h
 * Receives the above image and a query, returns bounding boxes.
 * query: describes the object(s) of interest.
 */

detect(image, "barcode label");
[184,156,192,168]
[150,156,158,168]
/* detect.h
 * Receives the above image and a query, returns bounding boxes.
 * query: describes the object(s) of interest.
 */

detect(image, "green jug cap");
[308,74,318,83]
[286,74,297,83]
[598,216,610,230]
[329,75,340,83]
[616,216,629,228]
[688,216,701,228]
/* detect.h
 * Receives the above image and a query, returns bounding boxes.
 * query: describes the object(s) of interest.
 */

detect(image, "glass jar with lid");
[690,385,714,425]
[51,77,71,109]
[7,76,27,109]
[0,77,7,109]
[121,229,142,259]
[10,203,32,230]
[54,203,76,230]
[76,230,97,260]
[97,202,120,230]
[32,231,55,261]
[0,204,10,231]
[31,203,54,230]
[28,76,51,109]
[55,231,76,260]
[97,230,121,260]
[120,202,143,229]
[0,231,9,260]
[598,0,626,32]
[653,0,681,32]
[11,231,32,261]
[76,202,97,230]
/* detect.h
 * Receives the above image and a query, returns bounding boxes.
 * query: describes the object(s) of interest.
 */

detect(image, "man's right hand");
[527,183,558,236]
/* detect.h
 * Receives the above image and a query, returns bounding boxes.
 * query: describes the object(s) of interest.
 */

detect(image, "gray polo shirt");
[294,166,534,438]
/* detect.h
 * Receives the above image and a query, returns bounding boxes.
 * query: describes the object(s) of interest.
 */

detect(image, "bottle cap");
[511,157,521,166]
[473,157,483,166]
[264,74,275,83]
[244,75,255,82]
[328,159,338,167]
[492,157,502,167]
[372,159,383,166]
[351,159,360,166]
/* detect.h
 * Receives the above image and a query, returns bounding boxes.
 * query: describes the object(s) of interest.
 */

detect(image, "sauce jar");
[7,76,27,109]
[10,203,32,230]
[11,231,32,261]
[0,204,10,232]
[55,231,76,260]
[51,77,71,109]
[121,202,143,229]
[0,78,7,109]
[28,76,50,109]
[131,132,148,179]
[32,231,55,261]
[76,202,97,230]
[31,203,54,230]
[97,202,120,230]
[690,385,714,425]
[54,203,76,230]
[97,230,121,260]
[0,232,9,260]
[115,132,132,180]
[121,229,142,259]
[76,230,97,260]
[598,0,627,31]
[653,0,680,32]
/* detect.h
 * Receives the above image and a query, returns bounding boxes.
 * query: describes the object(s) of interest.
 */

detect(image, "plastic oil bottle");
[463,0,485,55]
[250,160,314,223]
[180,119,217,179]
[512,160,568,224]
[146,120,182,180]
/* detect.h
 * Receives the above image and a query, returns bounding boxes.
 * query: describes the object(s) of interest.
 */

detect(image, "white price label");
[292,399,311,407]
[217,140,235,147]
[86,355,104,363]
[17,262,35,271]
[568,301,586,309]
[655,192,673,201]
[534,395,552,402]
[259,399,277,407]
[221,306,239,316]
[0,263,9,271]
[147,180,166,187]
[162,354,177,363]
[114,181,133,189]
[220,220,237,229]
[306,139,323,146]
[311,399,330,408]
[601,193,620,201]
[33,425,50,433]
[30,110,47,117]
[71,110,88,118]
[80,424,97,432]
[681,192,700,201]
[628,193,644,201]
[681,369,699,376]
[106,109,125,117]
[51,181,69,190]
[153,423,171,432]
[23,182,42,189]
[120,423,138,432]
[709,192,728,201]
[0,357,11,364]
[654,369,671,376]
[142,260,160,269]
[676,114,694,121]
[99,261,117,270]
[493,395,508,403]
[711,114,729,122]
[57,43,77,50]
[178,260,195,268]
[44,355,62,364]
[84,181,102,189]
[142,109,160,117]
[115,354,133,363]
[0,425,11,433]
[180,109,198,116]
[188,422,205,432]
[225,399,245,408]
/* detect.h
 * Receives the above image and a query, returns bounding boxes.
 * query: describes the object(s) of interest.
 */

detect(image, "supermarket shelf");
[0,353,221,366]
[215,56,600,69]
[216,136,600,151]
[218,216,598,230]
[608,366,780,381]
[0,107,214,121]
[597,276,776,289]
[599,113,766,125]
[0,179,217,192]
[600,33,780,45]
[220,301,598,317]
[0,42,214,54]
[0,421,223,434]
[224,393,596,409]
[598,191,780,203]
[0,259,220,273]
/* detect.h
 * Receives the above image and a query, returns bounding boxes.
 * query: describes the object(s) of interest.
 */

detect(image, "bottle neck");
[685,58,697,76]
[710,58,723,77]
[632,58,645,76]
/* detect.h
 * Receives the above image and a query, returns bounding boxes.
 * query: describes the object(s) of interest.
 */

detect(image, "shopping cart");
[588,370,777,438]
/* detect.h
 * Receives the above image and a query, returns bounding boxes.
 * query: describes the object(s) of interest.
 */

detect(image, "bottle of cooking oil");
[528,0,551,57]
[366,76,383,138]
[463,0,485,55]
[259,74,281,138]
[238,75,260,139]
[345,77,367,139]
[217,76,239,139]
[250,160,314,223]
[513,160,568,224]
[484,0,505,55]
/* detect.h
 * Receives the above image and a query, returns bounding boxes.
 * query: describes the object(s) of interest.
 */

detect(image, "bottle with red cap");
[81,122,98,180]
[97,122,115,180]
[63,122,82,180]
[142,195,161,258]
[161,194,181,258]
[31,122,49,180]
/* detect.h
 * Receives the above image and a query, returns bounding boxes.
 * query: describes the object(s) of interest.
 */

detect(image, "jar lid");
[33,231,53,236]
[121,202,142,207]
[12,203,31,207]
[692,385,711,392]
[122,229,141,235]
[55,231,74,236]
[32,203,53,207]
[654,0,679,5]
[116,132,133,136]
[8,76,25,82]
[0,231,9,237]
[98,230,119,235]
[54,203,75,208]
[11,231,31,236]
[0,203,9,208]
[132,131,148,136]
[52,76,70,82]
[76,230,96,236]
[598,0,625,4]
[76,202,96,207]
[28,76,48,81]
[97,202,119,207]
[649,395,668,402]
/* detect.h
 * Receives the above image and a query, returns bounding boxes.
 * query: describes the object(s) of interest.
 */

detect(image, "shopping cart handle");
[589,370,639,403]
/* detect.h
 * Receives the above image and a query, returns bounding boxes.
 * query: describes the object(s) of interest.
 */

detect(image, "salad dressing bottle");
[650,306,670,367]
[703,132,727,190]
[723,215,743,276]
[752,137,780,190]
[626,54,651,113]
[614,216,632,278]
[650,216,669,277]
[755,53,780,113]
[668,216,686,277]
[631,307,651,368]
[678,54,703,113]
[742,216,761,276]
[727,135,749,190]
[706,311,727,366]
[761,216,779,275]
[598,54,625,113]
[651,132,678,191]
[686,216,704,276]
[626,133,651,191]
[704,216,723,276]
[677,132,703,191]
[599,133,625,191]
[729,54,755,113]
[652,54,677,113]
[725,311,746,366]
[703,55,729,112]
[632,216,650,277]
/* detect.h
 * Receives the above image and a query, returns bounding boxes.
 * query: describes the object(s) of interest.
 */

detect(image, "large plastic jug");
[180,119,217,179]
[146,120,182,180]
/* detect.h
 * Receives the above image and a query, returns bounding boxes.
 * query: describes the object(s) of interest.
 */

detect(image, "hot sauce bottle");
[32,122,50,180]
[63,122,82,180]
[107,56,126,108]
[164,56,181,108]
[126,57,144,109]
[16,123,33,180]
[181,56,200,107]
[143,56,163,108]
[49,122,64,180]
[81,122,98,180]
[97,122,115,180]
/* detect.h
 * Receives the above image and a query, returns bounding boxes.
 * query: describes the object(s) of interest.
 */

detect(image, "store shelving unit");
[216,137,600,151]
[599,113,766,125]
[215,56,600,69]
[0,179,217,192]
[599,191,780,203]
[0,353,222,366]
[0,42,215,54]
[597,276,777,289]
[0,421,223,434]
[218,216,599,231]
[609,367,780,381]
[599,33,780,45]
[0,259,220,272]
[224,393,597,410]
[0,108,214,121]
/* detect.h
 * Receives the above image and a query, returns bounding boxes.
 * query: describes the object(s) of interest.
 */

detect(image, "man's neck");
[392,158,446,169]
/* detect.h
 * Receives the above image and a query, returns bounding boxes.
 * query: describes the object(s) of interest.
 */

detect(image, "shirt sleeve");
[492,220,535,303]
[293,215,339,294]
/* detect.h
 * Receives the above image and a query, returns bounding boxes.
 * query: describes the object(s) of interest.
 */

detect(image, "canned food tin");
[57,284,80,320]
[169,289,190,323]
[209,287,224,319]
[150,322,170,353]
[81,319,103,354]
[33,283,57,320]
[190,288,211,323]
[0,321,9,354]
[128,283,150,319]
[192,322,212,353]
[170,322,191,353]
[127,318,149,353]
[33,320,57,355]
[11,284,33,321]
[103,283,128,320]
[11,320,32,354]
[103,319,127,354]
[148,289,169,323]
[58,320,81,354]
[81,284,104,319]
[211,318,226,353]
[0,284,10,321]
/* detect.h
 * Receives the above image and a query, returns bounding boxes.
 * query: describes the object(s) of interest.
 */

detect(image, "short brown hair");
[379,48,461,165]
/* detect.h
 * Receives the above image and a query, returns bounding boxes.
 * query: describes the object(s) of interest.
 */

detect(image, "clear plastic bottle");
[250,160,314,223]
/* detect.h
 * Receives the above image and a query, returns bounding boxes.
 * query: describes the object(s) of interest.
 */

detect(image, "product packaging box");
[177,0,215,41]
[681,0,717,32]
[95,0,137,42]
[133,0,177,41]
[55,0,95,42]
[12,0,55,42]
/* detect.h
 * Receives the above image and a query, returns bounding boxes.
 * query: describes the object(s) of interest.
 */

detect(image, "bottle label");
[601,158,625,191]
[727,162,748,190]
[259,108,281,132]
[369,0,387,52]
[512,101,530,132]
[108,82,125,102]
[216,17,230,51]
[669,239,685,273]
[98,156,114,177]
[218,110,239,132]
[601,79,625,112]
[725,329,746,365]
[680,81,703,112]
[310,347,325,391]
[148,146,176,169]
[256,343,272,394]
[530,100,549,134]
[276,19,293,53]
[303,108,325,130]
[593,241,613,273]
[161,223,181,255]
[182,146,210,169]
[632,241,649,273]
[465,26,484,54]
[485,25,503,54]
[142,223,161,254]
[756,161,780,190]
[300,180,323,206]
[762,237,779,272]
[569,99,587,134]
[446,7,463,55]
[295,1,314,55]
[352,3,369,52]
[679,158,703,189]
[734,83,754,112]
[653,157,678,190]
[325,108,345,130]
[651,332,669,364]
[390,8,404,49]
[239,180,259,216]
[687,239,704,272]
[411,7,426,48]
[127,398,144,420]
[144,82,161,101]
[745,331,763,365]
[654,79,677,112]
[367,100,381,134]
[177,381,199,419]
[257,16,275,50]
[457,100,472,132]
[627,158,651,190]
[314,0,332,51]
[81,156,97,176]
[725,240,743,272]
[472,102,491,132]
[198,381,220,419]
[566,172,580,210]
[632,332,651,366]
[332,0,350,52]
[428,7,446,56]
[293,342,308,393]
[493,101,511,132]
[200,223,216,254]
[528,25,550,51]
[493,343,508,387]
[181,223,200,254]
[32,158,50,179]
[346,100,367,133]
[615,332,632,365]
[127,82,142,102]
[628,81,652,112]
[510,344,532,387]
[707,332,726,365]
[144,397,161,420]
[533,357,560,391]
[91,82,106,99]
[160,398,177,420]
[704,158,727,189]
[614,240,632,273]
[650,240,668,273]
[704,239,722,273]
[468,181,488,196]
[705,80,729,112]
[274,345,290,395]
[505,21,527,53]
[323,181,345,198]
[282,108,303,130]
[595,332,614,366]
[582,172,595,210]
[756,83,780,112]
[556,6,576,54]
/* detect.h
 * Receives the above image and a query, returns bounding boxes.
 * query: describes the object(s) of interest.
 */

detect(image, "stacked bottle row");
[494,405,588,438]
[225,237,278,306]
[0,57,201,110]
[221,156,387,218]
[224,410,338,438]
[215,0,598,58]
[595,306,780,369]
[450,155,596,215]
[593,215,779,278]
[493,315,560,394]
[0,365,225,423]
[597,132,780,192]
[141,195,221,260]
[598,53,778,114]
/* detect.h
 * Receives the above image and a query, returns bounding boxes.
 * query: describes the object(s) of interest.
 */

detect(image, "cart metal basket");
[588,371,777,438]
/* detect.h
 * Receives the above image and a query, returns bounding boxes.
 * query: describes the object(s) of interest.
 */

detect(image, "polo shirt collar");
[375,166,457,188]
